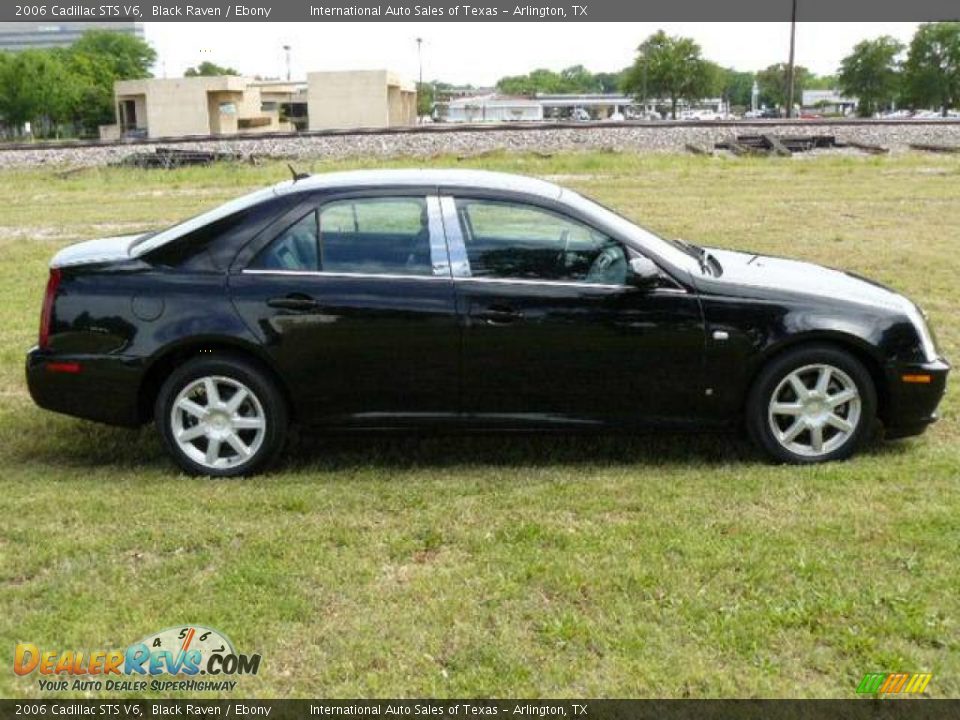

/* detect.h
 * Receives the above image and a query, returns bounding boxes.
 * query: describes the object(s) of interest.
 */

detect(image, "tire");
[155,353,288,477]
[746,344,877,464]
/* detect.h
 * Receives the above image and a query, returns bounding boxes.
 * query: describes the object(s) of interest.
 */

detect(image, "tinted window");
[146,197,293,272]
[250,211,318,271]
[319,197,432,276]
[250,197,433,276]
[455,199,627,284]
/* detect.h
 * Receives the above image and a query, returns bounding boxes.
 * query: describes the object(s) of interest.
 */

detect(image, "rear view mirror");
[628,257,660,287]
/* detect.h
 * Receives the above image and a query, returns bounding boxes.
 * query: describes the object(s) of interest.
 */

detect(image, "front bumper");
[882,357,950,439]
[26,348,146,427]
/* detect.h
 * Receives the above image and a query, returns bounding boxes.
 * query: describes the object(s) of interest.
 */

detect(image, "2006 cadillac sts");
[27,169,948,476]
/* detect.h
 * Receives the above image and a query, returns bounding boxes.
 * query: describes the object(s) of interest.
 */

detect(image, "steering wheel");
[586,246,625,284]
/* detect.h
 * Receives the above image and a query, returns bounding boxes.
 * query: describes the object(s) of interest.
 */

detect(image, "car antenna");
[287,164,310,183]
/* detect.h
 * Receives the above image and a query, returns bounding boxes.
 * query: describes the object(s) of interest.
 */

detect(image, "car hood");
[50,234,146,269]
[699,248,905,311]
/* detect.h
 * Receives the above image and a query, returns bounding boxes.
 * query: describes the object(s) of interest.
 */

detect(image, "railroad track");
[1,118,959,153]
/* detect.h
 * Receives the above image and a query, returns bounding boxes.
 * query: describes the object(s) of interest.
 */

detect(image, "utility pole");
[785,0,797,118]
[283,44,291,82]
[416,37,424,124]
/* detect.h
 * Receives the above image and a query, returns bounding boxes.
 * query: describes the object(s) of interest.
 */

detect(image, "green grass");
[0,152,958,698]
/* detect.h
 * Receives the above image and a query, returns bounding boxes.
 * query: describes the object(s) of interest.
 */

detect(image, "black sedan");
[26,169,949,476]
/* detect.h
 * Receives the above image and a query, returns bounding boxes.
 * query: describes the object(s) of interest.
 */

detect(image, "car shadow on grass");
[4,408,915,476]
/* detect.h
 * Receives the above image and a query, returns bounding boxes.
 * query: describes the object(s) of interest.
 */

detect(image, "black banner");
[2,0,960,22]
[1,701,960,720]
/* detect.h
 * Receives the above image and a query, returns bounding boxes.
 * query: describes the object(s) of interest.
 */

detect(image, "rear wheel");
[747,345,876,463]
[155,354,288,477]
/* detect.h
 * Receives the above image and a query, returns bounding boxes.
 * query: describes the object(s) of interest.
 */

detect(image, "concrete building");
[102,76,293,140]
[101,69,417,139]
[306,70,416,130]
[0,21,143,51]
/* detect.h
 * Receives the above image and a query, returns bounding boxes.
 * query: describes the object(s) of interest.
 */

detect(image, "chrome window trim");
[454,276,688,293]
[438,195,472,278]
[241,269,451,282]
[425,195,451,278]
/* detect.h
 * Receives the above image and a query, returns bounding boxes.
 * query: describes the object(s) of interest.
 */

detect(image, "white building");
[446,95,544,123]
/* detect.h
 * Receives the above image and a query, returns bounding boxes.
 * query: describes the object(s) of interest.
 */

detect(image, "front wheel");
[155,354,288,477]
[747,345,877,464]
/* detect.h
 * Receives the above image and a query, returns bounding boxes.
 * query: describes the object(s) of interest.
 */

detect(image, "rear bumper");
[25,348,145,427]
[882,357,950,439]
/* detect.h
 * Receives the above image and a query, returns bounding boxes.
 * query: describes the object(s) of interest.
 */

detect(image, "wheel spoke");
[828,388,857,408]
[225,432,251,459]
[204,378,221,407]
[177,398,207,419]
[810,425,824,452]
[225,388,248,414]
[780,419,805,443]
[232,415,265,430]
[815,366,832,394]
[204,437,222,465]
[826,414,854,433]
[177,425,206,443]
[788,373,809,400]
[771,402,803,416]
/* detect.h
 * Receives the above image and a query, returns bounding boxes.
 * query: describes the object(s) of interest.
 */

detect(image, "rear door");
[229,190,459,426]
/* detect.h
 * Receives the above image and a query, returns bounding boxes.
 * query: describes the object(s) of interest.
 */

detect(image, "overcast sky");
[143,22,921,85]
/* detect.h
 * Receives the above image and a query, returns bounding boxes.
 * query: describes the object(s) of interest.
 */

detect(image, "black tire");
[155,353,288,477]
[746,344,877,464]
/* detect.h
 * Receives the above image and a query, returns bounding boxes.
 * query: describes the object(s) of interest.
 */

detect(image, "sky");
[143,22,921,85]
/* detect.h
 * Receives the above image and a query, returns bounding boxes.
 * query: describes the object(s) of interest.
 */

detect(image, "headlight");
[903,300,939,362]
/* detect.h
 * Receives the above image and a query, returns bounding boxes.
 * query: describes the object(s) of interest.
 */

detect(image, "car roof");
[274,169,564,201]
[132,169,564,258]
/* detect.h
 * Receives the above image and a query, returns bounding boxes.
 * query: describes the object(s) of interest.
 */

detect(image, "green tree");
[715,67,755,109]
[594,70,627,94]
[622,30,716,119]
[0,50,72,136]
[838,36,904,117]
[903,22,960,116]
[756,63,811,111]
[185,61,240,77]
[70,29,155,80]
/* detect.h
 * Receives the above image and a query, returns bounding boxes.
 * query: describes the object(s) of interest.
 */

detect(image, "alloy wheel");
[170,375,266,471]
[767,363,862,458]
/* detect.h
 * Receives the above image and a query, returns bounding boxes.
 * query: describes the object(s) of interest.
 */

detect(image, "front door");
[230,192,459,425]
[442,195,705,427]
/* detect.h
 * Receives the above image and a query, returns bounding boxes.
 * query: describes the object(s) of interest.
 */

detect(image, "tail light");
[38,268,61,350]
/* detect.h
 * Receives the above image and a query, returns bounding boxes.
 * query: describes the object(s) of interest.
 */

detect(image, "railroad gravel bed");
[2,122,960,169]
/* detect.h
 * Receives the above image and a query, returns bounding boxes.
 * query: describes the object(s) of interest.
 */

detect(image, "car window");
[249,197,434,276]
[319,197,432,276]
[249,211,318,271]
[455,198,627,284]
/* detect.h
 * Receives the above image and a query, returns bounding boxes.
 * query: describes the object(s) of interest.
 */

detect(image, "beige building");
[101,76,293,140]
[101,69,416,140]
[306,70,416,131]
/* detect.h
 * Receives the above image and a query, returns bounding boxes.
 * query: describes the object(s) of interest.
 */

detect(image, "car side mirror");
[628,257,660,287]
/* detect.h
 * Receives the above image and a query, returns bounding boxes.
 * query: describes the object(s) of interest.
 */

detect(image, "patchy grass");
[0,152,957,699]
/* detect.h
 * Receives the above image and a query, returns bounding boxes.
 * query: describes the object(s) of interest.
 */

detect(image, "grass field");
[0,151,957,699]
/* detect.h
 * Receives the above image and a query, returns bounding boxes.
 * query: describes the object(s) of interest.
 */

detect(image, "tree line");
[0,31,156,138]
[491,22,960,118]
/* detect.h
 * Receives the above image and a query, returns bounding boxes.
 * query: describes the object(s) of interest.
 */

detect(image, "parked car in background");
[27,170,949,476]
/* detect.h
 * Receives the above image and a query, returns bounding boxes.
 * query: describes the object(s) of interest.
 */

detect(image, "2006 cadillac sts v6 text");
[26,170,949,476]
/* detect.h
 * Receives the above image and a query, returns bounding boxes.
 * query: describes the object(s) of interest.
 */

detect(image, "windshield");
[561,189,702,272]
